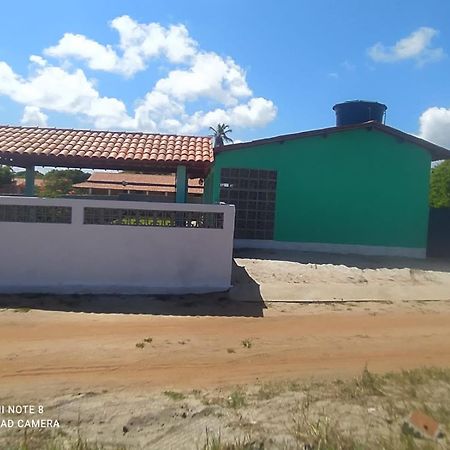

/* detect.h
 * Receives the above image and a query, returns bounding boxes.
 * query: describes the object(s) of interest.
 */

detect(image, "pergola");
[0,125,213,202]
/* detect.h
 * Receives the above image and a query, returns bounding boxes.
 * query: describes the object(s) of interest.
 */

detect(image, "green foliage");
[14,169,44,179]
[430,160,450,207]
[39,169,89,197]
[226,389,246,409]
[209,123,233,147]
[163,390,185,401]
[0,165,14,187]
[202,430,262,450]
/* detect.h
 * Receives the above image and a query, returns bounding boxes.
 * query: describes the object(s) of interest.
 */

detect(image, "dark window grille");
[84,208,224,229]
[0,205,72,224]
[219,168,277,240]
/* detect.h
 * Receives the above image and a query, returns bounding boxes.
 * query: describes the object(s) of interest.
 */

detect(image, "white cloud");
[177,98,277,135]
[154,52,252,105]
[29,55,47,67]
[21,106,48,126]
[368,27,445,66]
[45,15,198,77]
[419,107,450,149]
[130,49,272,134]
[45,34,119,72]
[0,15,277,135]
[230,98,277,127]
[0,61,133,129]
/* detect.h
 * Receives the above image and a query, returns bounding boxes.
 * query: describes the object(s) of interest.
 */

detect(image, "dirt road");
[1,301,450,400]
[1,252,450,448]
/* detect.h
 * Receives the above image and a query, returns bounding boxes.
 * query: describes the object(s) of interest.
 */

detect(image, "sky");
[0,0,449,148]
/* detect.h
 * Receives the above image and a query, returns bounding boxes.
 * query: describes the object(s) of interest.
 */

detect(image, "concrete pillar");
[24,166,35,196]
[176,165,187,203]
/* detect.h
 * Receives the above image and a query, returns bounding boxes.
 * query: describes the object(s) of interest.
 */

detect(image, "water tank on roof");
[332,100,387,127]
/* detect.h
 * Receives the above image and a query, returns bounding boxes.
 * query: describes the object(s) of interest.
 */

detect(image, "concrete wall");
[0,196,235,294]
[208,128,431,257]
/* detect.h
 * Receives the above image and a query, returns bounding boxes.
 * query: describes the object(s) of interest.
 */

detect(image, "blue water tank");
[333,100,387,126]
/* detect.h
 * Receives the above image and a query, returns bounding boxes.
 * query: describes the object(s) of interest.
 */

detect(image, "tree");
[209,123,233,147]
[430,160,450,208]
[39,169,90,197]
[0,166,14,187]
[13,170,44,179]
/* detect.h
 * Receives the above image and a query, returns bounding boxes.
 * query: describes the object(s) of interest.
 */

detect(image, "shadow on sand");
[0,261,266,317]
[234,248,450,273]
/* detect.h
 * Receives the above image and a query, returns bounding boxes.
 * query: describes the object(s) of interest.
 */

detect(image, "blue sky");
[0,0,449,147]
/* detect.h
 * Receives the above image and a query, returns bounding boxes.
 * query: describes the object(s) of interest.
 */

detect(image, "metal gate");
[219,168,277,240]
[428,208,450,257]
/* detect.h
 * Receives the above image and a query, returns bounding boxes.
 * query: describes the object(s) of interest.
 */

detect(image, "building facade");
[204,122,449,258]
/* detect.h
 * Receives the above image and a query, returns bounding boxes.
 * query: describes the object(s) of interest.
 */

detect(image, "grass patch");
[287,381,302,392]
[191,389,202,397]
[255,381,284,400]
[385,367,450,385]
[338,366,386,400]
[135,342,145,349]
[5,367,449,450]
[292,412,361,450]
[227,389,247,409]
[163,390,185,401]
[143,337,153,344]
[241,339,252,349]
[202,430,261,450]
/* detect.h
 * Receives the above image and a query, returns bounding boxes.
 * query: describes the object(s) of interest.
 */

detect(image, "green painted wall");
[209,128,431,249]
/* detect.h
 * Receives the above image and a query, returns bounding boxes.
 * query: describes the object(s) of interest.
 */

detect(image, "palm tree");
[209,123,233,147]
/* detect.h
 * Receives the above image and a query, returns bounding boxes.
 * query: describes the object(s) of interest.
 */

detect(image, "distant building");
[73,172,204,202]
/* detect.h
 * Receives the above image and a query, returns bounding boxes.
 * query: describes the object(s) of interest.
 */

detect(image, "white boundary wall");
[0,196,235,294]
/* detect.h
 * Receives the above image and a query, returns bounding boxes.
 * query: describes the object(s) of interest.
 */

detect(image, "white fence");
[0,196,235,294]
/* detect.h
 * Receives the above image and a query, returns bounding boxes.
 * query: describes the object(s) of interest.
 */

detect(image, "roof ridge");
[215,121,449,161]
[0,124,212,140]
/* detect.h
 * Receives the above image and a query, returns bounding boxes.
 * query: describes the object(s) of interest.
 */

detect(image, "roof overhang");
[0,125,213,177]
[0,152,210,177]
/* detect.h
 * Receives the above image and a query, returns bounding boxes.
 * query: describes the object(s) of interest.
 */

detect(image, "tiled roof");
[73,182,202,194]
[85,172,204,185]
[73,172,204,194]
[0,125,213,174]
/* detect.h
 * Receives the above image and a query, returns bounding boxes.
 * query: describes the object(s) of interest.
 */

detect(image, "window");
[84,207,224,229]
[220,168,277,240]
[0,205,72,224]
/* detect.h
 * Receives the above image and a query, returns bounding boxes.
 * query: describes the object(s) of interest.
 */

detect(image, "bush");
[40,169,89,197]
[0,165,13,187]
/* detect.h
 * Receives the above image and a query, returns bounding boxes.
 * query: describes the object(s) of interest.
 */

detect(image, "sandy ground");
[0,250,450,448]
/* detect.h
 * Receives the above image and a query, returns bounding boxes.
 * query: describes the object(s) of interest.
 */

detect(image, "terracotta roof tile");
[73,172,204,195]
[0,125,214,173]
